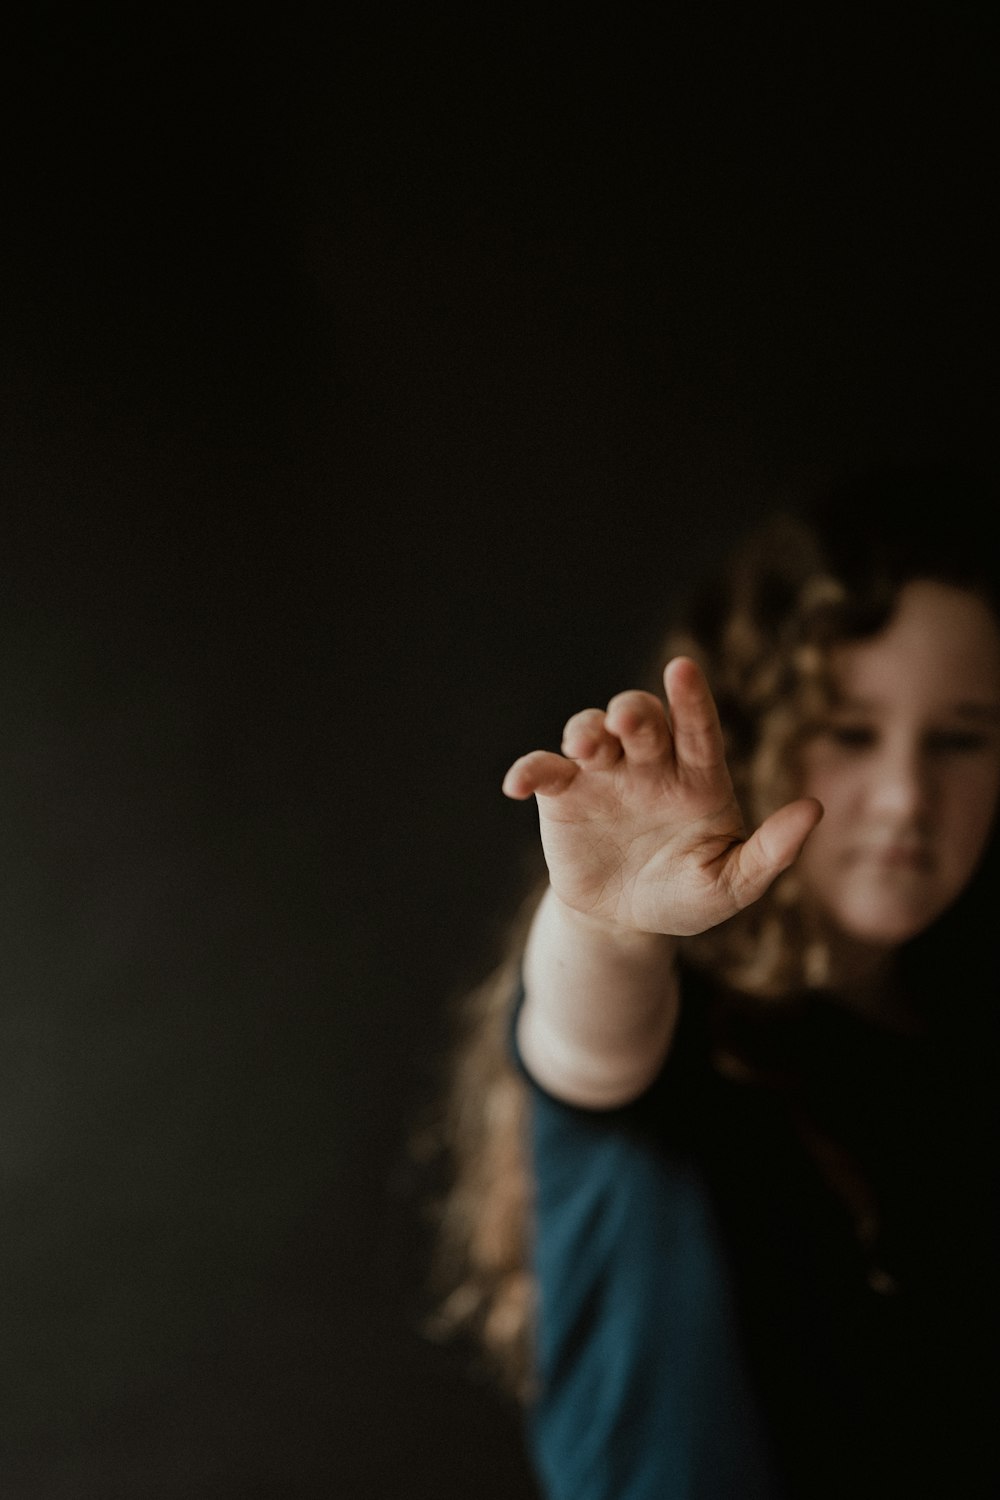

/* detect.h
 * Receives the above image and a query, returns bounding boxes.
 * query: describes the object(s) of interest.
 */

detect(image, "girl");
[426,465,1000,1498]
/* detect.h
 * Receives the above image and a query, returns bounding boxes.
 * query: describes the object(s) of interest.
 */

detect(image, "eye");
[826,723,876,750]
[924,729,992,754]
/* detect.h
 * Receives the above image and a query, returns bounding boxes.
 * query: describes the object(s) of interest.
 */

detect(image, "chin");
[836,898,943,948]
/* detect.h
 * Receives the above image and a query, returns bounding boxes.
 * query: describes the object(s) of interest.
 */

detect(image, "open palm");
[503,657,822,938]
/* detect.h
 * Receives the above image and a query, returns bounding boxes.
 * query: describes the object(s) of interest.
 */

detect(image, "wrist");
[545,886,674,954]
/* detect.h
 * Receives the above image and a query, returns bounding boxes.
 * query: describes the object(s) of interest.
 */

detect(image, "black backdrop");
[2,9,997,1497]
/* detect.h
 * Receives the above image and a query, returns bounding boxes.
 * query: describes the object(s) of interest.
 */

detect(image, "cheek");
[794,816,844,895]
[794,758,858,882]
[944,770,1000,867]
[798,753,856,818]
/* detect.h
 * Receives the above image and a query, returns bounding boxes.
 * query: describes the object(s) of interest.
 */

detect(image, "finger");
[727,797,824,907]
[603,690,672,764]
[502,750,580,801]
[662,656,727,774]
[561,708,624,770]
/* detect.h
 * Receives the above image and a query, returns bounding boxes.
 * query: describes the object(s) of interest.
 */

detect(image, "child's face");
[796,580,1000,951]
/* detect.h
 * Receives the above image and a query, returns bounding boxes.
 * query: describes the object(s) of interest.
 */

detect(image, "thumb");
[728,797,824,910]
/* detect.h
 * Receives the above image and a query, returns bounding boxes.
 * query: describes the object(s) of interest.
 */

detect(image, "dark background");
[1,7,997,1497]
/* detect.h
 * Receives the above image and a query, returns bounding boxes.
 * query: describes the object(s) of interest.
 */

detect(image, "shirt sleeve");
[509,976,784,1500]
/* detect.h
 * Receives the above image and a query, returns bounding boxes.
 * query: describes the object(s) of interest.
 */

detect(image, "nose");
[867,738,931,822]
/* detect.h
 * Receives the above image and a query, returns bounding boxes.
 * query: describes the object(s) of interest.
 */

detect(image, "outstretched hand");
[503,656,822,938]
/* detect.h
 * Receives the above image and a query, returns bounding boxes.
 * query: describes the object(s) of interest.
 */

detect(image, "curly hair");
[420,462,1000,1399]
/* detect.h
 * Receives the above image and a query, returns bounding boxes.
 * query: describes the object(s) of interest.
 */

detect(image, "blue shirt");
[511,966,997,1500]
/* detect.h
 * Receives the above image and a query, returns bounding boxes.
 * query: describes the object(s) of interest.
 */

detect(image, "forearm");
[517,885,680,1108]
